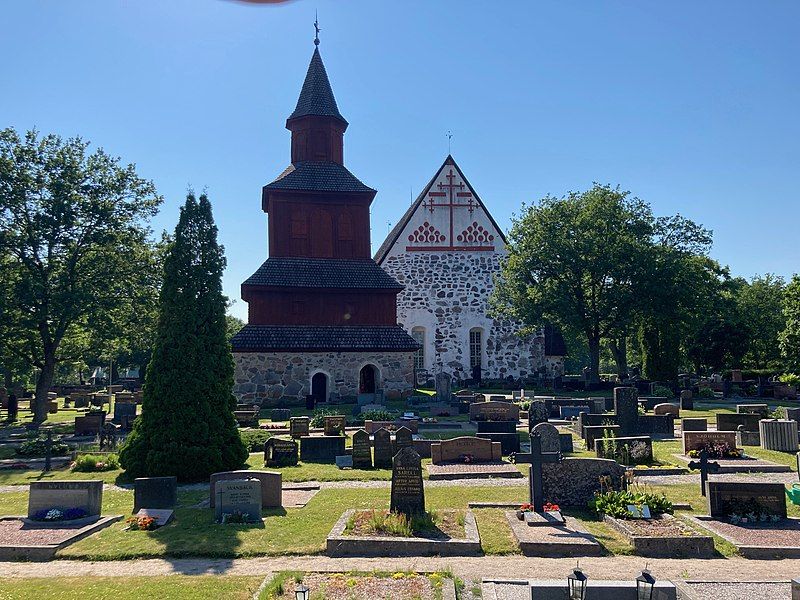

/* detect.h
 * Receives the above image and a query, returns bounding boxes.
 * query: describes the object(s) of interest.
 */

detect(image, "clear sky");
[3,1,798,319]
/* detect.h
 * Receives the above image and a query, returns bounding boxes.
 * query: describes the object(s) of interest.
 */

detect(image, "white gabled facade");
[375,155,565,383]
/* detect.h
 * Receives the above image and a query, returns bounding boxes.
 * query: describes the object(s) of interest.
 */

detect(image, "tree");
[494,184,652,383]
[735,274,785,369]
[226,314,245,340]
[780,275,800,371]
[0,128,161,422]
[119,193,247,481]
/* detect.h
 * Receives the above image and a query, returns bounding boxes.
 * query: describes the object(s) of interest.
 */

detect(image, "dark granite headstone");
[532,422,560,453]
[707,481,787,520]
[394,426,413,452]
[289,416,310,439]
[214,479,262,523]
[527,401,549,430]
[133,476,177,513]
[373,428,393,469]
[476,432,520,455]
[476,420,517,434]
[390,447,425,516]
[682,418,707,432]
[264,437,299,467]
[271,408,291,422]
[112,401,136,425]
[559,432,574,453]
[614,387,638,436]
[351,429,372,469]
[300,436,345,463]
[783,407,800,423]
[717,412,760,432]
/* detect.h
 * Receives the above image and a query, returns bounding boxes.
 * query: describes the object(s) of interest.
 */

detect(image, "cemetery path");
[636,471,799,486]
[1,555,800,582]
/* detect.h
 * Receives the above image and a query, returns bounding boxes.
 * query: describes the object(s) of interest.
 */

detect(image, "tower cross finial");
[446,130,453,154]
[314,12,321,46]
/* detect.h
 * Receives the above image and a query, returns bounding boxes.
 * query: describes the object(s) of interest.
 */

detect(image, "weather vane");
[314,12,320,46]
[446,130,453,154]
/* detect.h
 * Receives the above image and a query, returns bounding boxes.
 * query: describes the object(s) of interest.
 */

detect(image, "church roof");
[242,257,403,290]
[263,161,374,193]
[230,324,420,352]
[288,47,348,125]
[373,154,508,264]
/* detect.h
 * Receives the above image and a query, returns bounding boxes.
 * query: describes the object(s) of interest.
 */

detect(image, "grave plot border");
[325,509,481,557]
[685,515,800,559]
[602,514,715,557]
[504,511,601,557]
[0,514,123,561]
[671,453,791,473]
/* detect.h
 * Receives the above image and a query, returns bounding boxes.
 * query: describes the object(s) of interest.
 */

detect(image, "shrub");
[72,453,120,472]
[16,434,69,457]
[310,407,340,428]
[589,484,673,519]
[698,387,715,398]
[239,429,272,453]
[779,373,800,386]
[652,385,673,398]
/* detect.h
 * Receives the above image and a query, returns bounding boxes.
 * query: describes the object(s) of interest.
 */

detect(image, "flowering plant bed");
[688,442,742,459]
[603,514,715,557]
[126,515,157,531]
[31,508,88,522]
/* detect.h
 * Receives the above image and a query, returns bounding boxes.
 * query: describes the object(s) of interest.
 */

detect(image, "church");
[231,37,419,406]
[375,156,566,384]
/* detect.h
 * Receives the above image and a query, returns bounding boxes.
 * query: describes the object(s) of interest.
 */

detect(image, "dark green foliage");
[781,275,800,371]
[120,193,247,481]
[240,429,273,453]
[16,434,69,457]
[589,485,673,519]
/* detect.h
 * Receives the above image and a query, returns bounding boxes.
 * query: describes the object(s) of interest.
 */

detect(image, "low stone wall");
[542,458,625,507]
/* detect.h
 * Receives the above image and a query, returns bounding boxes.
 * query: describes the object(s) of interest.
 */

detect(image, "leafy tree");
[735,274,785,369]
[0,128,161,422]
[780,275,800,371]
[494,184,652,383]
[119,193,247,481]
[226,314,245,340]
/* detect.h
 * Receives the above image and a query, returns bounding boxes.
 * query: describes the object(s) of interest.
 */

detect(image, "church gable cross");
[420,168,475,245]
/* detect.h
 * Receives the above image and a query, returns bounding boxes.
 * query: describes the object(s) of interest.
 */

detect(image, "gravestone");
[560,405,590,420]
[682,431,738,455]
[210,470,281,509]
[112,401,136,425]
[680,389,694,410]
[74,413,104,436]
[390,447,425,516]
[323,415,346,436]
[300,436,345,463]
[469,400,520,422]
[707,481,787,520]
[759,419,798,452]
[264,438,299,467]
[351,429,372,469]
[717,412,760,432]
[532,422,560,453]
[594,435,653,463]
[430,436,502,464]
[335,455,353,469]
[271,408,291,422]
[653,403,679,417]
[394,426,413,452]
[614,387,638,436]
[133,476,177,513]
[373,428,393,469]
[528,434,562,514]
[584,425,621,451]
[736,424,760,447]
[527,401,549,430]
[214,479,262,523]
[435,372,451,403]
[476,432,520,455]
[559,432,574,453]
[476,419,517,433]
[783,407,800,423]
[737,403,769,418]
[134,508,173,527]
[682,418,707,432]
[28,480,103,519]
[289,416,310,439]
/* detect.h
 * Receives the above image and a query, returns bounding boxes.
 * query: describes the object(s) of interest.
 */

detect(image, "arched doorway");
[311,372,328,402]
[359,364,378,394]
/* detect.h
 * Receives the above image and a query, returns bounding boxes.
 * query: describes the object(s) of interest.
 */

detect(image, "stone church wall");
[233,351,415,407]
[381,250,554,381]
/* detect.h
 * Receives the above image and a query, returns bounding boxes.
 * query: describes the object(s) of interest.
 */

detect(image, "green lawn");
[0,576,263,600]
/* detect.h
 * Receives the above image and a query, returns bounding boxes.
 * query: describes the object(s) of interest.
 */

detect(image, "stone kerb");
[210,470,282,509]
[430,436,501,464]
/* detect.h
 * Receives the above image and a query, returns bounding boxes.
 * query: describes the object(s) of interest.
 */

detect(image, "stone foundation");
[233,351,415,406]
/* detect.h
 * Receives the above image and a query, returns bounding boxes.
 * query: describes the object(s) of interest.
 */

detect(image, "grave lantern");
[567,564,587,600]
[295,583,310,600]
[635,568,656,600]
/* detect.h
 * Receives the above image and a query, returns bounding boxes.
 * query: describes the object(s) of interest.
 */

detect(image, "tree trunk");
[33,353,57,424]
[587,335,601,384]
[609,337,628,381]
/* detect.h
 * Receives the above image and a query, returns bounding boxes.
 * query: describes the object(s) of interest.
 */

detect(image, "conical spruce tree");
[120,193,247,481]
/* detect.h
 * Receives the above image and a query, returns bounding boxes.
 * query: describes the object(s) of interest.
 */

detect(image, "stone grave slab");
[426,462,523,480]
[0,515,122,561]
[300,435,346,463]
[706,480,787,520]
[214,479,262,523]
[264,438,299,467]
[390,447,424,516]
[688,515,800,559]
[673,453,790,473]
[737,404,769,418]
[476,432,520,455]
[505,512,601,556]
[351,429,372,469]
[135,508,173,527]
[210,470,281,508]
[28,480,102,519]
[133,476,177,513]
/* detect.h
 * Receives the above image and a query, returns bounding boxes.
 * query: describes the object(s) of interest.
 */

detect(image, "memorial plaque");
[351,429,372,469]
[373,428,393,469]
[300,435,346,463]
[214,479,262,523]
[390,447,425,516]
[264,437,299,467]
[289,416,310,439]
[707,481,787,520]
[28,480,103,518]
[135,508,174,527]
[682,431,737,455]
[133,476,177,512]
[323,415,346,436]
[394,426,413,452]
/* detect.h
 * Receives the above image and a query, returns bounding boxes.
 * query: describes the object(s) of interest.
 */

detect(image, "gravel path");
[637,471,800,486]
[680,581,792,600]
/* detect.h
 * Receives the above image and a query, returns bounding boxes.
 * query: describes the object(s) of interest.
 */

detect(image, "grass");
[0,576,263,600]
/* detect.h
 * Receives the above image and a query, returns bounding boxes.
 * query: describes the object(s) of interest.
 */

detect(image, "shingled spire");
[288,47,348,125]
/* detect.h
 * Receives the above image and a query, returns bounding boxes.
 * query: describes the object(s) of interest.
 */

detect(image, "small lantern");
[636,568,656,600]
[295,584,310,600]
[567,563,588,600]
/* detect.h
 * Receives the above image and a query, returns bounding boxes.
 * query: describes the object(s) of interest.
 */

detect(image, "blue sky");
[3,1,798,319]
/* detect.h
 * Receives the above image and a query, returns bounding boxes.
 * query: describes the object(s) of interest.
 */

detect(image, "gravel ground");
[680,581,791,600]
[635,471,800,486]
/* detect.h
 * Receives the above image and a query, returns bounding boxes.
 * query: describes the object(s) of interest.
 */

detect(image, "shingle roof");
[230,325,421,352]
[243,257,403,290]
[288,47,347,125]
[263,161,374,193]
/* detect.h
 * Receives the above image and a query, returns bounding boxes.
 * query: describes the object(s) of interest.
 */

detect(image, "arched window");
[469,328,483,369]
[411,327,425,370]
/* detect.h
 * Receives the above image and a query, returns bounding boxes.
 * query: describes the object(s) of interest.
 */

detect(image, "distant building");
[231,40,418,406]
[375,156,565,383]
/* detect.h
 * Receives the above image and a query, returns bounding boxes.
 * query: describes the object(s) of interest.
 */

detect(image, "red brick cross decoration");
[421,168,475,245]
